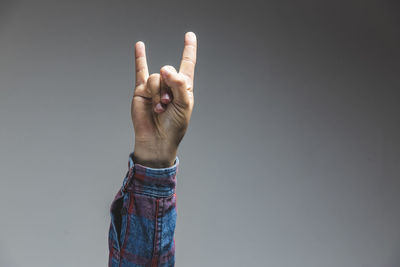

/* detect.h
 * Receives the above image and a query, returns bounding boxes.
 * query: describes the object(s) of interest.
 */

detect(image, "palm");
[131,89,185,142]
[132,87,193,145]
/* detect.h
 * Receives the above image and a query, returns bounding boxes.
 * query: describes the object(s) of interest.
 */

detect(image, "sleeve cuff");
[122,152,179,198]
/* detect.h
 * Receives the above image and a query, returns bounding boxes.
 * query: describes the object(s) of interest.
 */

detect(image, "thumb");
[160,65,191,107]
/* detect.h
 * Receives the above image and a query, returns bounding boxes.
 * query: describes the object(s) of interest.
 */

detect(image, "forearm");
[108,153,178,267]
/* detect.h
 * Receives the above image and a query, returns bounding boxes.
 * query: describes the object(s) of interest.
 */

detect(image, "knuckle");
[145,85,152,95]
[148,73,159,81]
[161,65,176,72]
[175,74,187,87]
[176,79,186,87]
[181,56,196,65]
[146,74,160,95]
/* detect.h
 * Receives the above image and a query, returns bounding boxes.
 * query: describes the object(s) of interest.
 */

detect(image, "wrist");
[132,154,177,168]
[133,141,177,168]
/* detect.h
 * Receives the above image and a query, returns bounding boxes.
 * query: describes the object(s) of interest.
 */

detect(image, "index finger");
[179,32,197,84]
[135,41,149,86]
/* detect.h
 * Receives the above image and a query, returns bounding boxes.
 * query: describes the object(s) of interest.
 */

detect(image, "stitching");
[151,199,160,267]
[119,193,133,267]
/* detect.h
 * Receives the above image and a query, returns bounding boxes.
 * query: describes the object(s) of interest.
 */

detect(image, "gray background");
[0,0,399,266]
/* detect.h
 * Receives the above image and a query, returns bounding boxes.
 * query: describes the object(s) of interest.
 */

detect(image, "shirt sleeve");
[108,152,178,267]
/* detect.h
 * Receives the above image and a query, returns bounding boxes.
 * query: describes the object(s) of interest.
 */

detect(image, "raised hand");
[131,32,197,168]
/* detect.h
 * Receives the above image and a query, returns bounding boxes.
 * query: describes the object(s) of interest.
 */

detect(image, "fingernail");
[161,93,171,104]
[155,103,164,113]
[186,32,196,42]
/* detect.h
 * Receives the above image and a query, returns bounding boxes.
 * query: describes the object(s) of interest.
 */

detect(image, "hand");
[131,32,197,168]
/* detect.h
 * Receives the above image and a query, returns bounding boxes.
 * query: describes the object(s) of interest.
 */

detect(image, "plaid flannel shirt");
[108,153,178,267]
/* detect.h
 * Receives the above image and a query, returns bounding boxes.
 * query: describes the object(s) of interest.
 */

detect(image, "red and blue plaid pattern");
[109,153,178,267]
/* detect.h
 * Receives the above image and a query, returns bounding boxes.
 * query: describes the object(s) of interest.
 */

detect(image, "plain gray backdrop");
[1,0,399,266]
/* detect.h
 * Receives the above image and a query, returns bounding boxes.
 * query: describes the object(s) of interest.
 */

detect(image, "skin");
[131,32,197,168]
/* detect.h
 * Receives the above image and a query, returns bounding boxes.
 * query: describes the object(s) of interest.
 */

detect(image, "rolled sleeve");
[123,152,179,198]
[109,152,179,267]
